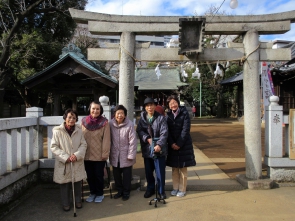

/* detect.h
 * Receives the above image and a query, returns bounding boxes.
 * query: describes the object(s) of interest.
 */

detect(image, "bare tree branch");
[106,62,119,72]
[33,7,71,17]
[0,0,44,66]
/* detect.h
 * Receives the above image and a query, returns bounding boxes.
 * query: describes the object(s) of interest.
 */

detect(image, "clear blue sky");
[86,0,295,41]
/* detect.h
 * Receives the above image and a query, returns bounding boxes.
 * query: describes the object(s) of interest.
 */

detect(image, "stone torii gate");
[69,8,294,182]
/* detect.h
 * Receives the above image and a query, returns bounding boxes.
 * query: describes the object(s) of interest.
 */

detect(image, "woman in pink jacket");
[109,105,137,201]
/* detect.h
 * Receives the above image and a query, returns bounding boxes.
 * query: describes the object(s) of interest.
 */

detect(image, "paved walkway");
[146,148,244,191]
[3,147,295,221]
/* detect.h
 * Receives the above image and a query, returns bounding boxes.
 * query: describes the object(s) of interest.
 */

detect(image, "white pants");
[172,167,187,192]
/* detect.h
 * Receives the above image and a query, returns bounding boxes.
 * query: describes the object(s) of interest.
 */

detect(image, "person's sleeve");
[136,119,150,143]
[73,132,87,161]
[128,123,138,159]
[176,113,191,148]
[166,116,175,146]
[157,116,168,148]
[102,122,111,159]
[50,130,69,163]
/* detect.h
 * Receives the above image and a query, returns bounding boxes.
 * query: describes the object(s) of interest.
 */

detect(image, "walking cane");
[70,162,77,217]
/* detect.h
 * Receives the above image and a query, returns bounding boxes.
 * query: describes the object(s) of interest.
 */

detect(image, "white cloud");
[85,0,295,41]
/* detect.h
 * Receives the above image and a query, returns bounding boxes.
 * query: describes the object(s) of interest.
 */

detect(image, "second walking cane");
[71,162,77,217]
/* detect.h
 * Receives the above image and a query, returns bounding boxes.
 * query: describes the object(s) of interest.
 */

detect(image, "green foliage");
[147,62,157,68]
[181,62,242,116]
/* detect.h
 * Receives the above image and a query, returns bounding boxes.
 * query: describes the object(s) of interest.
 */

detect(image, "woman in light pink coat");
[109,105,137,201]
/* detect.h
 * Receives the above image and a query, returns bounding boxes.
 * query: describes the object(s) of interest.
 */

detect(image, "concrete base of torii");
[236,174,274,190]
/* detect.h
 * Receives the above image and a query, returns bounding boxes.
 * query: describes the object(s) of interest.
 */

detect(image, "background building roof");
[134,67,187,90]
[220,71,243,85]
[22,44,117,86]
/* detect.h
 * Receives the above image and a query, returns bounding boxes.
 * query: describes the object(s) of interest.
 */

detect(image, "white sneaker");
[176,191,186,197]
[86,194,96,202]
[171,189,178,196]
[94,195,104,203]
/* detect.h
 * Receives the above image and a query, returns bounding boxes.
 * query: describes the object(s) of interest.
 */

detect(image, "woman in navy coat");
[166,95,196,197]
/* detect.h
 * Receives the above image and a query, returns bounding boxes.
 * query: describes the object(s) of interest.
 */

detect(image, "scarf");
[82,115,108,131]
[172,108,180,119]
[64,123,75,136]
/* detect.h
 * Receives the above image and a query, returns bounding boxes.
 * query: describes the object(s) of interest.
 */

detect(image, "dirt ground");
[133,121,266,180]
[190,122,266,179]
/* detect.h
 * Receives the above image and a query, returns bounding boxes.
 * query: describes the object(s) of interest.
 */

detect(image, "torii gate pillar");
[243,29,262,179]
[119,32,135,120]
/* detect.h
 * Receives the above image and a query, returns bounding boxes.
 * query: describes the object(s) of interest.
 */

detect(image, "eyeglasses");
[169,101,178,105]
[67,116,76,120]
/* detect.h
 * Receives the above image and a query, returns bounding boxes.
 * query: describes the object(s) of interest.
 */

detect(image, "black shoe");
[159,193,167,199]
[122,195,130,201]
[63,205,70,211]
[144,190,155,198]
[114,192,123,199]
[75,202,82,209]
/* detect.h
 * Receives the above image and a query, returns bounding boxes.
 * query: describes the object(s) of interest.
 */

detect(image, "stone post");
[99,95,111,121]
[26,107,43,117]
[243,29,262,179]
[264,97,295,182]
[265,96,283,158]
[119,32,135,121]
[26,107,43,160]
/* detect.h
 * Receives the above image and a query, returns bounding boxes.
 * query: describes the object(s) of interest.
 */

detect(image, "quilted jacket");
[109,118,137,168]
[82,121,111,161]
[166,106,196,168]
[136,111,168,158]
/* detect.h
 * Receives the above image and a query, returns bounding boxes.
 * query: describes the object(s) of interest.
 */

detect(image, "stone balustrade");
[0,108,43,191]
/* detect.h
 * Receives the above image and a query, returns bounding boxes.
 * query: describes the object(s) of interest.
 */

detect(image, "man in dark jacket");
[136,97,168,199]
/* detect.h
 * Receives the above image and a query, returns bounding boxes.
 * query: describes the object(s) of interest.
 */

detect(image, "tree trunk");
[0,67,12,118]
[10,77,32,108]
[216,91,224,118]
[231,87,238,117]
[0,89,5,118]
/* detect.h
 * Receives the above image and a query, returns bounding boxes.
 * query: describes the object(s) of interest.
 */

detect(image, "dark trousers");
[60,181,81,207]
[144,156,166,195]
[112,162,132,196]
[84,161,105,196]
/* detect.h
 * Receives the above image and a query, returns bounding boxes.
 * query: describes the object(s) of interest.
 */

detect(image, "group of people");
[50,95,196,212]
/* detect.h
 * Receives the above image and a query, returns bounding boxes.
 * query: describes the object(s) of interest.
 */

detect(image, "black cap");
[144,97,156,106]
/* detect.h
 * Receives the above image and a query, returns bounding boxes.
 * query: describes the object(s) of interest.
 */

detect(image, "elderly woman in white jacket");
[51,109,87,211]
[109,105,137,201]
